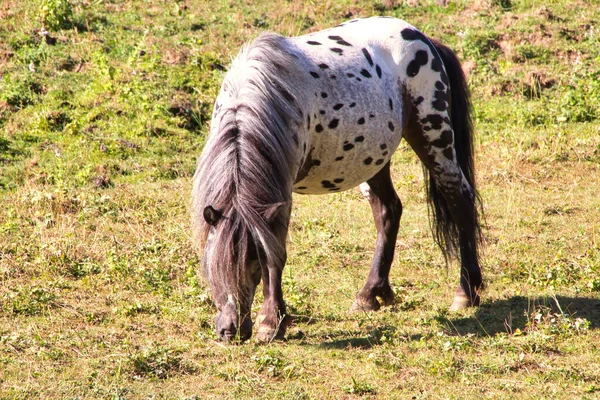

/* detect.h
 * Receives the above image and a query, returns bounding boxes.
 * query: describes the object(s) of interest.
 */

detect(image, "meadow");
[1,0,600,398]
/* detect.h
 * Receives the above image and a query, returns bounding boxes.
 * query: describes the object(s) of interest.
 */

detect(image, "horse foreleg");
[255,261,288,342]
[351,162,402,312]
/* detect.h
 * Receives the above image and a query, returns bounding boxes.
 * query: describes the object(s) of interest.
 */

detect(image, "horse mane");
[191,32,305,292]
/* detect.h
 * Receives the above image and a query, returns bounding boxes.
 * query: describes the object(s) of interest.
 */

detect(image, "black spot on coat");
[364,157,373,165]
[333,103,344,110]
[315,124,323,133]
[432,91,448,111]
[328,119,339,129]
[360,69,372,78]
[431,130,453,147]
[362,48,374,66]
[328,35,352,46]
[343,142,355,151]
[400,28,427,42]
[357,117,365,125]
[406,50,428,77]
[420,114,445,130]
[307,40,321,45]
[310,71,320,78]
[443,147,454,160]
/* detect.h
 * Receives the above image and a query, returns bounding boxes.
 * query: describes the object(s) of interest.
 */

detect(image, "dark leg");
[255,261,289,341]
[450,220,482,310]
[255,210,291,342]
[351,162,402,312]
[403,108,482,310]
[425,172,483,310]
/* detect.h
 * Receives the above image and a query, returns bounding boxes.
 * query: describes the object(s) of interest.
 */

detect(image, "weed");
[343,377,377,396]
[40,0,74,30]
[525,305,590,337]
[6,286,57,316]
[123,302,160,317]
[252,349,294,378]
[129,346,193,379]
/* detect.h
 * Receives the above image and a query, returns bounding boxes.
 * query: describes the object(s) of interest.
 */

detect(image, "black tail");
[426,40,482,261]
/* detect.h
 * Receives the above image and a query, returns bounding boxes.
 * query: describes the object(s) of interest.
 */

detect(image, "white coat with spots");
[286,17,456,194]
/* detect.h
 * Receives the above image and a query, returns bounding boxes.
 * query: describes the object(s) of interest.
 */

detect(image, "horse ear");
[263,201,291,222]
[203,205,222,226]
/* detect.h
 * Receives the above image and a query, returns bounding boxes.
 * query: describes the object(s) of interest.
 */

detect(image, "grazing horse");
[192,17,483,342]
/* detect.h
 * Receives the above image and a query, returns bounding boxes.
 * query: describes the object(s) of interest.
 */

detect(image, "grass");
[1,0,600,398]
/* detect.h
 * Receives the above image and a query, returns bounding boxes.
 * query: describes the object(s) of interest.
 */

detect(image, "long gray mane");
[192,32,306,292]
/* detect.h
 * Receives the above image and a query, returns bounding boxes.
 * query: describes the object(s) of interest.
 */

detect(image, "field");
[1,0,600,398]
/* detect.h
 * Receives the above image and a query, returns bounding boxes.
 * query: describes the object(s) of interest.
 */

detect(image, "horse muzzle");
[215,305,252,342]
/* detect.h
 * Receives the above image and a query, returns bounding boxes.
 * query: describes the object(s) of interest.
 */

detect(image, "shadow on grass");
[289,327,391,349]
[319,335,378,349]
[445,295,600,336]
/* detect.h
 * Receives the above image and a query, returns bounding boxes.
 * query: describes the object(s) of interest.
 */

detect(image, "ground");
[1,0,600,398]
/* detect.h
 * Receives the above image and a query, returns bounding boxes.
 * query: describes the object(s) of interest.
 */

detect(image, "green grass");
[1,0,600,398]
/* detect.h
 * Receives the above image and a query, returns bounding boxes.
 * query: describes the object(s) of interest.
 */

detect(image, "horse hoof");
[449,291,480,311]
[449,295,469,311]
[350,297,380,313]
[256,327,275,342]
[256,326,285,342]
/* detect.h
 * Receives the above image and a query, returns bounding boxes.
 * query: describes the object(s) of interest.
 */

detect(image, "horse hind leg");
[351,162,402,312]
[403,110,482,310]
[399,33,483,310]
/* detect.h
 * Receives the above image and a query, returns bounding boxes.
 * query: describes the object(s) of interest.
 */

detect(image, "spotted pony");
[192,17,483,342]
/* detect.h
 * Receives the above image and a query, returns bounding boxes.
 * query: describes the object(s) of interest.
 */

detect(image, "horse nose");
[219,325,237,341]
[216,306,239,341]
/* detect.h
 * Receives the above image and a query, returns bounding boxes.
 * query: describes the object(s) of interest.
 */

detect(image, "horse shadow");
[305,295,600,348]
[444,295,600,336]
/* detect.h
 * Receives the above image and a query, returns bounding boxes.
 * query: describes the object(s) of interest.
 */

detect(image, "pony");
[192,17,483,342]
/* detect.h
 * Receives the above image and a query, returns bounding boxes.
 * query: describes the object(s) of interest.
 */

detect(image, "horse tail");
[426,39,482,260]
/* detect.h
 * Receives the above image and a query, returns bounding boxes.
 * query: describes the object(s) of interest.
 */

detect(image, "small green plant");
[252,349,296,378]
[1,74,44,110]
[8,286,57,316]
[40,0,74,30]
[123,302,159,317]
[129,346,191,379]
[343,377,377,396]
[526,305,591,336]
